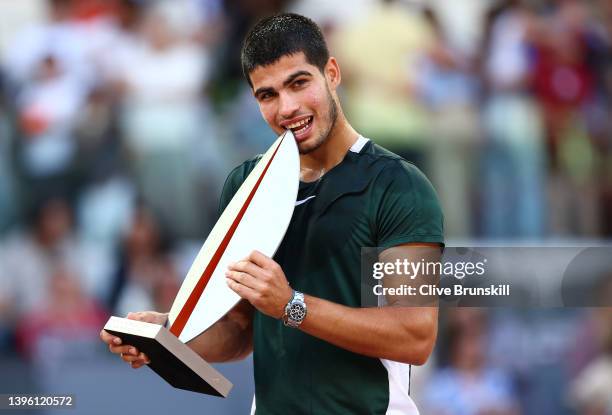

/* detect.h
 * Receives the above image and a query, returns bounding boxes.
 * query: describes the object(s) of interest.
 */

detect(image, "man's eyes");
[259,92,275,101]
[292,79,308,88]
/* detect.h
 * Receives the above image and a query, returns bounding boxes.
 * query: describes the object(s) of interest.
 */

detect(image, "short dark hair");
[241,13,330,87]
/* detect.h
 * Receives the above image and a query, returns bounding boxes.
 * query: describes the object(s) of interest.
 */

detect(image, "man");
[101,13,444,414]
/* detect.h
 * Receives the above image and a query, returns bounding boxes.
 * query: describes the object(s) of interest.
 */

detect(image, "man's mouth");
[285,116,313,137]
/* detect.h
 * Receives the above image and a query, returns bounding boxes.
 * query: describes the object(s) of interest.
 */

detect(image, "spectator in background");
[486,309,583,415]
[569,278,612,415]
[531,0,595,170]
[0,197,83,320]
[15,263,107,373]
[2,0,95,91]
[332,0,435,168]
[107,205,179,317]
[287,0,375,36]
[65,0,143,251]
[423,309,520,415]
[530,0,602,237]
[570,305,612,415]
[113,1,221,237]
[93,0,145,87]
[15,54,85,202]
[592,0,612,236]
[0,82,16,347]
[0,195,107,351]
[0,71,17,236]
[72,82,135,252]
[415,7,481,238]
[480,0,546,239]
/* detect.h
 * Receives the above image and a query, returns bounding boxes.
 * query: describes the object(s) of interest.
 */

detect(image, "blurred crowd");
[420,307,612,415]
[0,0,610,414]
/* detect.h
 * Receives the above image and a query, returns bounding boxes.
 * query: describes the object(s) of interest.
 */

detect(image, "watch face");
[289,303,306,322]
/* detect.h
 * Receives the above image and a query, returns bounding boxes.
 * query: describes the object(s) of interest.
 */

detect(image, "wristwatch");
[283,290,307,328]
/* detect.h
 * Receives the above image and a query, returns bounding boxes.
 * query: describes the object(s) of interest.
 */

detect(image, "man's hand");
[225,250,292,319]
[99,311,168,369]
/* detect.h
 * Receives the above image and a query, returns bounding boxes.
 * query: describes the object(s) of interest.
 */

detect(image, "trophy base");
[103,316,232,397]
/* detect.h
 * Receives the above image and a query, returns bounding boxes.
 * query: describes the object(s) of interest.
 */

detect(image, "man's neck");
[299,116,358,182]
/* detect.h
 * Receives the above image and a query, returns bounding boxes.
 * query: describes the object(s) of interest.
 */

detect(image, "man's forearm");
[299,295,438,365]
[186,301,253,362]
[187,318,252,362]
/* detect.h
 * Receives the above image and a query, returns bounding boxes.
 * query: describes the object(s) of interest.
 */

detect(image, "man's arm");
[187,299,254,362]
[226,244,440,366]
[299,299,437,365]
[299,243,439,365]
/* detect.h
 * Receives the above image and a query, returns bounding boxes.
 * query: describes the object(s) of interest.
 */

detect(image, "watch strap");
[283,290,306,328]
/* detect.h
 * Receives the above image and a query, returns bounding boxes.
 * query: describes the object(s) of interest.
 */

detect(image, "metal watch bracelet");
[283,290,307,328]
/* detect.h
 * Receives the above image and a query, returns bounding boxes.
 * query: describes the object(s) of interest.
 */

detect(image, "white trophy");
[104,131,299,396]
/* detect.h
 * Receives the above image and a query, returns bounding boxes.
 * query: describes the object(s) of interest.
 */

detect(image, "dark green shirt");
[218,137,444,415]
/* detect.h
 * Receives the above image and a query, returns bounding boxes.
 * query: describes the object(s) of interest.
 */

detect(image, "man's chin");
[297,142,318,155]
[297,134,326,155]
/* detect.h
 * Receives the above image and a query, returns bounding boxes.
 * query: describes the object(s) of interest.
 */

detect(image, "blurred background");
[0,0,611,414]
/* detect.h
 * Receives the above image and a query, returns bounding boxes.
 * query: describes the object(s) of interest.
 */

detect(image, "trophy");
[104,131,299,396]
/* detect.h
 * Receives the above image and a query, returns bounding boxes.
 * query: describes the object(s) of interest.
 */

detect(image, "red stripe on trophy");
[170,134,287,337]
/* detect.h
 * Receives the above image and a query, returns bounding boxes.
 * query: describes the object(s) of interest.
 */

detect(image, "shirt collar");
[349,136,370,153]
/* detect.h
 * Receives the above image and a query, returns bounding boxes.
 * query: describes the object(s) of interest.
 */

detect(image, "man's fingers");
[225,270,264,290]
[228,259,266,279]
[125,311,168,325]
[127,311,144,321]
[247,250,273,268]
[122,352,150,364]
[226,278,258,301]
[100,330,122,345]
[102,311,156,369]
[130,353,150,368]
[126,311,152,322]
[109,344,140,356]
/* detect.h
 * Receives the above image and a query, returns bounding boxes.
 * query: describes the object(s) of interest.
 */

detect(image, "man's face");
[249,52,338,154]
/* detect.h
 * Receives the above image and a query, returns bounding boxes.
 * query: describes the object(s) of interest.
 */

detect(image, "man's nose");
[278,93,299,119]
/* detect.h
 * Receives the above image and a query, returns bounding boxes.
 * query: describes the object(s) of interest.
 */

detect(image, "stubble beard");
[298,86,338,155]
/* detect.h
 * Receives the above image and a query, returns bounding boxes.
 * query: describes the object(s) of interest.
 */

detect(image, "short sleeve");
[375,160,444,248]
[217,157,261,217]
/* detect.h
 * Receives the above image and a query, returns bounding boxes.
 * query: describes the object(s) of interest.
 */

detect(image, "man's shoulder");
[224,154,264,187]
[362,141,403,162]
[356,140,424,185]
[218,154,265,214]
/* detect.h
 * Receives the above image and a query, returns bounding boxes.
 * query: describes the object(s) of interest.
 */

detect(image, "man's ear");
[325,57,341,89]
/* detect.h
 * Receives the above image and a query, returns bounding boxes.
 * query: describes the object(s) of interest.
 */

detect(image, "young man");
[101,13,444,414]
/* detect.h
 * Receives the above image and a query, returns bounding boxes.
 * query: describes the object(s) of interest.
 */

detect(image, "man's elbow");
[396,313,438,365]
[230,342,254,362]
[407,332,436,365]
[391,333,435,365]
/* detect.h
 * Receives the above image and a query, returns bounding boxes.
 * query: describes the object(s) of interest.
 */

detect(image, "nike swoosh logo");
[295,195,316,206]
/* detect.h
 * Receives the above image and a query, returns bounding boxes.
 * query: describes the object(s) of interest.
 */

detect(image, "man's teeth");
[294,123,309,134]
[287,117,311,129]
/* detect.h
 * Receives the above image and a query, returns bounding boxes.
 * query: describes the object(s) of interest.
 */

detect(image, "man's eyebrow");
[283,70,312,87]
